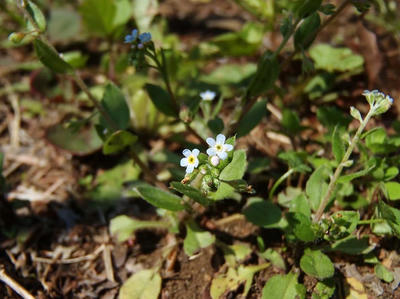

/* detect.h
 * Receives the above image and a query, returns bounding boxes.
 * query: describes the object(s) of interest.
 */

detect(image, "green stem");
[147,49,208,146]
[129,149,166,190]
[313,107,375,223]
[17,0,118,132]
[72,72,119,131]
[269,168,295,200]
[358,219,384,225]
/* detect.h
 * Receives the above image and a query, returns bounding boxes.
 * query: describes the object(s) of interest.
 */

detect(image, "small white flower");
[200,90,216,101]
[180,149,200,174]
[210,155,220,166]
[206,134,233,160]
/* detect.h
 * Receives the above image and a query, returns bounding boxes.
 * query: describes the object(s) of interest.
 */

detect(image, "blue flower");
[180,149,200,174]
[200,90,216,101]
[139,32,152,44]
[124,29,138,43]
[206,134,233,160]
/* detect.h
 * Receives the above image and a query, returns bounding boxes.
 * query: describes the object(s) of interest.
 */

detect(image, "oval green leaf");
[135,184,184,211]
[33,39,73,73]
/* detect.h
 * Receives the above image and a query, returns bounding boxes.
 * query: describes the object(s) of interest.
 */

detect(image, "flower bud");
[8,32,25,44]
[210,155,220,166]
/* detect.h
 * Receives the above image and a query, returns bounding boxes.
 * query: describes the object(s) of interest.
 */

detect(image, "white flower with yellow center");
[206,134,233,160]
[180,149,200,174]
[200,90,216,101]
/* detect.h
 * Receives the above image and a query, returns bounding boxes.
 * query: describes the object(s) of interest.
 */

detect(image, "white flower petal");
[182,149,191,157]
[194,158,199,167]
[206,137,215,146]
[218,151,228,160]
[224,144,233,152]
[207,148,216,156]
[192,149,200,156]
[216,134,226,144]
[186,164,195,173]
[180,158,188,167]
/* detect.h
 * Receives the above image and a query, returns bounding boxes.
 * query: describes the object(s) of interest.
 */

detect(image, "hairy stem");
[314,107,375,223]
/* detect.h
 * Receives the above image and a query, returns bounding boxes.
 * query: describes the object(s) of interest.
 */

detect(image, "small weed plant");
[7,0,400,298]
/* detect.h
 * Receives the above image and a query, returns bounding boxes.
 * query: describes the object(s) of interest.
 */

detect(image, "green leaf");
[132,0,158,31]
[26,0,46,32]
[294,12,321,50]
[286,212,316,242]
[260,248,286,270]
[134,184,184,211]
[237,99,267,137]
[113,0,131,29]
[211,264,270,299]
[103,130,138,155]
[282,109,302,135]
[46,123,102,156]
[80,0,116,36]
[262,272,306,299]
[201,63,257,85]
[350,106,363,122]
[220,243,252,267]
[331,211,359,236]
[110,215,169,242]
[295,0,323,18]
[329,235,374,255]
[145,84,177,117]
[33,39,73,74]
[309,44,364,72]
[300,249,334,280]
[332,126,345,163]
[243,197,283,228]
[337,163,376,184]
[306,165,330,212]
[219,150,247,181]
[48,8,81,42]
[317,106,351,132]
[183,220,215,256]
[374,264,394,283]
[378,200,400,237]
[170,182,210,206]
[208,117,224,135]
[119,268,161,299]
[100,83,131,130]
[312,279,335,299]
[247,53,280,97]
[384,182,400,200]
[289,193,311,218]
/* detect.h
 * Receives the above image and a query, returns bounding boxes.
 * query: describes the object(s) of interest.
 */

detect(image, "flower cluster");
[124,29,152,49]
[363,90,394,115]
[180,134,233,174]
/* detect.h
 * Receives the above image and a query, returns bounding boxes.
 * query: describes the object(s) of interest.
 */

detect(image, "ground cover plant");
[1,0,400,298]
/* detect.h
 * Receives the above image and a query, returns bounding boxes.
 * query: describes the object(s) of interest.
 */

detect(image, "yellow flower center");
[216,144,223,151]
[188,156,195,164]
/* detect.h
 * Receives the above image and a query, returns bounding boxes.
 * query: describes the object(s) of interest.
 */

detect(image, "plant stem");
[269,168,295,200]
[228,18,301,136]
[313,107,375,223]
[129,149,166,190]
[148,49,207,146]
[281,0,351,70]
[17,0,118,132]
[72,72,119,131]
[358,219,384,225]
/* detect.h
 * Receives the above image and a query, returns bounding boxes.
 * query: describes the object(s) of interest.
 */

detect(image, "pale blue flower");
[206,134,233,160]
[180,149,200,173]
[200,90,216,101]
[124,29,138,43]
[139,32,152,43]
